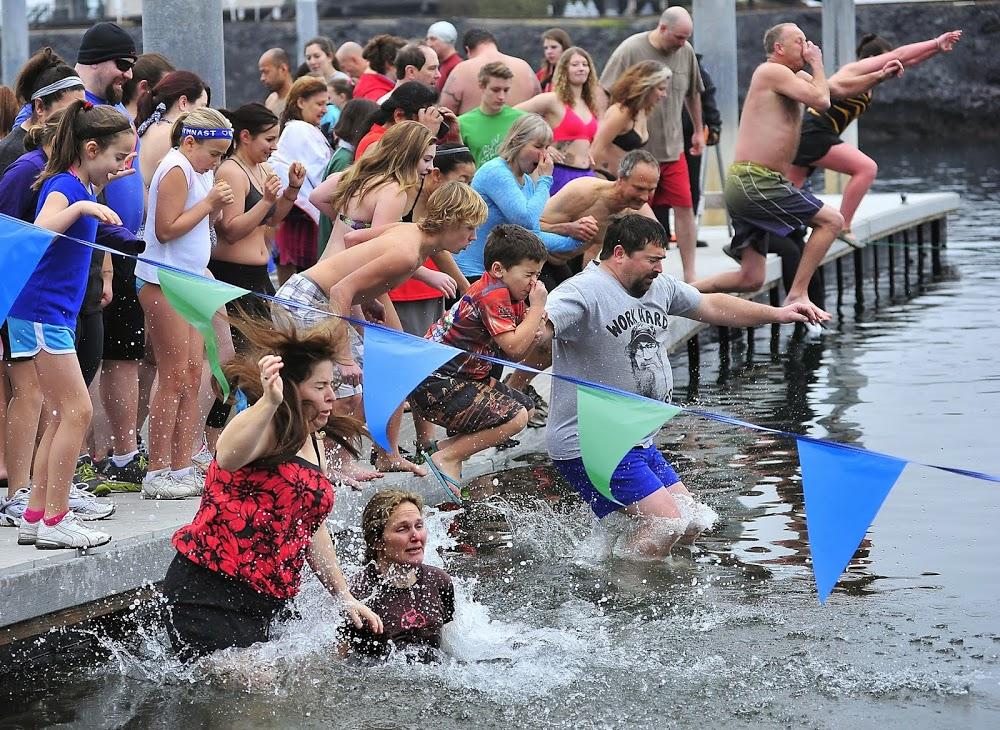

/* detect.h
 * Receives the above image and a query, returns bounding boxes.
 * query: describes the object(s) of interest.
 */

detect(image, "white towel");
[268,119,331,224]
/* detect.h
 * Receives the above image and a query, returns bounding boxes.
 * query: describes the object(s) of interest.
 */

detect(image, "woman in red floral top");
[162,317,382,657]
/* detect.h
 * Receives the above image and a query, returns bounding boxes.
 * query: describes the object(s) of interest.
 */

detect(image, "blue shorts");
[3,317,76,358]
[135,276,150,296]
[554,445,681,518]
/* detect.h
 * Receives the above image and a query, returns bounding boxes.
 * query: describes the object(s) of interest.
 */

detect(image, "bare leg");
[672,206,698,282]
[810,144,877,230]
[622,484,689,558]
[3,362,43,497]
[372,403,427,476]
[196,306,235,454]
[329,394,382,481]
[28,352,93,518]
[786,204,843,313]
[100,360,140,456]
[692,247,768,294]
[431,408,530,481]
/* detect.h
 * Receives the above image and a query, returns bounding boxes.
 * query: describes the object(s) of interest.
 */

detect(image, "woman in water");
[164,316,381,658]
[340,489,454,662]
[590,60,670,180]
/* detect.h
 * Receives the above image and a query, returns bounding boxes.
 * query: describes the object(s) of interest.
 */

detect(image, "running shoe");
[172,470,205,497]
[35,512,112,550]
[74,456,109,493]
[524,384,549,429]
[191,443,213,473]
[68,485,116,521]
[18,517,39,545]
[141,473,195,500]
[96,453,147,494]
[0,488,30,527]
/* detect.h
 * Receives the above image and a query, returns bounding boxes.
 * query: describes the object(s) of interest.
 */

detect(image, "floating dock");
[0,191,960,644]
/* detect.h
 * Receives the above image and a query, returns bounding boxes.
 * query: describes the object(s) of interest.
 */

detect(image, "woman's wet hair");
[361,490,424,564]
[332,98,379,147]
[223,314,363,466]
[169,107,232,147]
[136,70,209,135]
[220,102,279,146]
[280,75,327,129]
[34,100,132,190]
[14,47,84,118]
[857,33,894,59]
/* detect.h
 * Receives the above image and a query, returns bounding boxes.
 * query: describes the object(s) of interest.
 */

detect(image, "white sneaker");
[0,488,31,527]
[192,443,214,473]
[142,473,194,500]
[171,470,204,497]
[68,485,116,521]
[35,511,112,549]
[17,518,39,545]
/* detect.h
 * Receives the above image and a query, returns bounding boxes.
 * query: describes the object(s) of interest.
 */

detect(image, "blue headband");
[181,126,233,140]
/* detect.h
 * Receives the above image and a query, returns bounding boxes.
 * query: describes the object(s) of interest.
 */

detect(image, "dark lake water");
[2,140,998,729]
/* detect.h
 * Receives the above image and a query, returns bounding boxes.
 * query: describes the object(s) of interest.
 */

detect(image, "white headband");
[31,76,85,101]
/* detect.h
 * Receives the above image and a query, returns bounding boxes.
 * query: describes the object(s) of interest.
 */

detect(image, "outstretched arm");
[690,292,821,327]
[829,30,962,97]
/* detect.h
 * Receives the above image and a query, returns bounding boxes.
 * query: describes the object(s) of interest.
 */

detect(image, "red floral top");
[172,449,334,600]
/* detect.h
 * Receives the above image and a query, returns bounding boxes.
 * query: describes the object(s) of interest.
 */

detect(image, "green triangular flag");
[577,384,681,504]
[158,268,249,401]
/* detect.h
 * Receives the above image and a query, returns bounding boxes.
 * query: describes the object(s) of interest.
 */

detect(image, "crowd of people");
[0,13,960,659]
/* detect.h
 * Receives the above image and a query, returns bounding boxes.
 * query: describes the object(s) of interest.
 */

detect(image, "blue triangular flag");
[797,438,906,603]
[0,215,55,321]
[362,325,461,452]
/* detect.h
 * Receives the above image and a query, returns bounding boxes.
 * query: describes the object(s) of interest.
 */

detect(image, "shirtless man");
[691,23,842,320]
[440,29,540,115]
[541,149,661,266]
[259,48,292,116]
[271,181,488,477]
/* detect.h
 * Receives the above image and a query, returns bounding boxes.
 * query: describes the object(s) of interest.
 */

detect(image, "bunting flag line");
[0,214,55,322]
[577,384,682,504]
[157,268,249,401]
[361,324,462,453]
[797,438,907,603]
[2,212,999,607]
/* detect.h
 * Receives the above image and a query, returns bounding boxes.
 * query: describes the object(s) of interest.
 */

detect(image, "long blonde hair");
[610,60,672,121]
[328,120,433,216]
[552,46,599,115]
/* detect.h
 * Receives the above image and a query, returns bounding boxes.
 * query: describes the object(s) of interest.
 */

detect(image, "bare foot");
[329,470,364,491]
[836,229,861,249]
[326,451,384,481]
[431,451,463,483]
[373,449,428,477]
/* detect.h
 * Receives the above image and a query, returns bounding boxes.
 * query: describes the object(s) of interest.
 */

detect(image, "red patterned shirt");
[425,272,525,380]
[172,452,334,600]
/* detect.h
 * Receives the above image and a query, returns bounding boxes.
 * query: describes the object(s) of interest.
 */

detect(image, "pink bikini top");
[552,104,598,143]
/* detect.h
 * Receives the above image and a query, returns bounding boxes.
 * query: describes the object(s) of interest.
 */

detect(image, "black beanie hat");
[77,22,137,65]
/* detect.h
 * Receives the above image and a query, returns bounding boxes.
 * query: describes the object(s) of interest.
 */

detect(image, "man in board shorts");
[691,23,843,321]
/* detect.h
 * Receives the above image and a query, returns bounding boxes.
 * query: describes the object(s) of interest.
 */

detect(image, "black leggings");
[76,311,104,387]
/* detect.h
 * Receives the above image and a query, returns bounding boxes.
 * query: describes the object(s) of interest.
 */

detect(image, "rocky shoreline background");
[21,1,999,139]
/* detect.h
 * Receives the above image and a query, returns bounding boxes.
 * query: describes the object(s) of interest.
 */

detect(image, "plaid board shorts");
[272,272,364,398]
[409,375,534,436]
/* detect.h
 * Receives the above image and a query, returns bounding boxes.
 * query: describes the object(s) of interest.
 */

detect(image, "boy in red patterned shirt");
[410,224,548,495]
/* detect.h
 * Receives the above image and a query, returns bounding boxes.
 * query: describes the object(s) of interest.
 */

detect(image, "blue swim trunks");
[4,317,76,358]
[554,445,681,518]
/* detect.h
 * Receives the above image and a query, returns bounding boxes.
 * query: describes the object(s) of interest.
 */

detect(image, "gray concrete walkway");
[0,192,959,638]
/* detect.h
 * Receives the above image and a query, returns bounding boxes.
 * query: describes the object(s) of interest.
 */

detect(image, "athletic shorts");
[409,375,533,436]
[208,259,275,353]
[394,297,444,338]
[554,444,681,518]
[2,317,75,359]
[272,272,363,398]
[551,163,595,195]
[651,156,693,209]
[792,118,842,169]
[724,162,823,259]
[161,553,285,660]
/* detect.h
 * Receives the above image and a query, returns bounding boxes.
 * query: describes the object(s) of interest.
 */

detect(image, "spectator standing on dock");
[353,35,407,102]
[426,21,463,93]
[537,29,573,94]
[335,42,369,83]
[600,7,704,284]
[457,62,525,167]
[441,29,541,115]
[376,42,442,104]
[304,36,348,83]
[259,48,293,117]
[135,71,210,188]
[691,23,843,320]
[542,215,821,557]
[341,490,454,661]
[787,29,962,245]
[163,317,381,658]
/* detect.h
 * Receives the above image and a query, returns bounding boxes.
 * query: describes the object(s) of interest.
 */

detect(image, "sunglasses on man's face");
[113,58,135,73]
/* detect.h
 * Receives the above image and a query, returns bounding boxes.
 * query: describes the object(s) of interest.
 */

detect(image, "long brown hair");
[328,120,432,216]
[552,46,599,115]
[610,60,672,121]
[279,75,327,130]
[33,99,132,190]
[223,314,362,466]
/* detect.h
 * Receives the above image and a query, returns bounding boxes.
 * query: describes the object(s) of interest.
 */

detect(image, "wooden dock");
[0,191,960,644]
